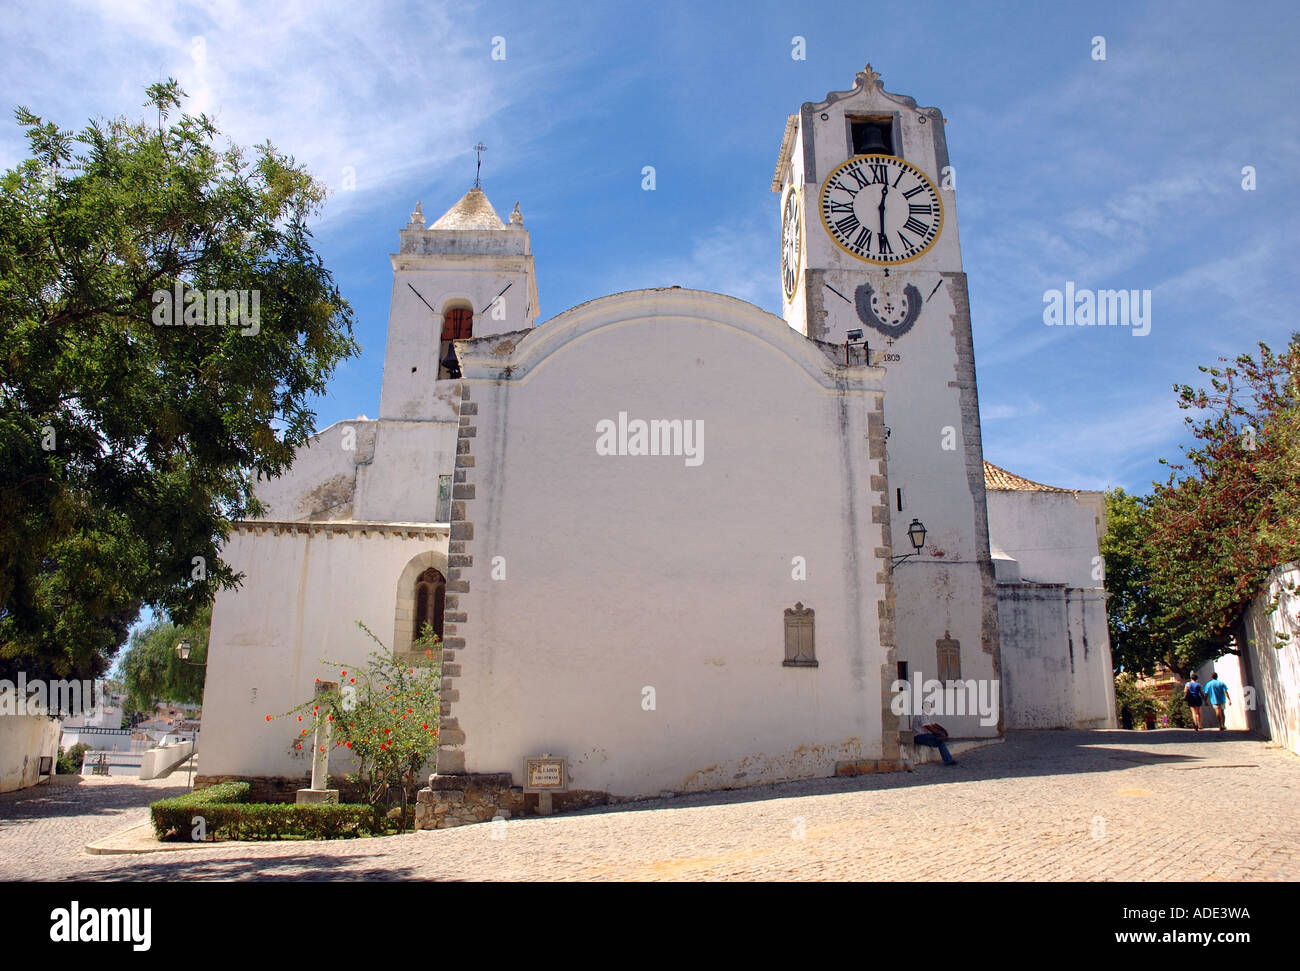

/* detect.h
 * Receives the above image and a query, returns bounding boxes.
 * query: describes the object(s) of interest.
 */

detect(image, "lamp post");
[174,639,203,788]
[890,518,928,570]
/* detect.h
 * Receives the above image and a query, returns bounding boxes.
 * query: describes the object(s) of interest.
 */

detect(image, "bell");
[440,342,461,379]
[857,124,889,155]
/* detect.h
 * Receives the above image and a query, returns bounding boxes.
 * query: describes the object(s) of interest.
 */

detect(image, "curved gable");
[454,287,883,392]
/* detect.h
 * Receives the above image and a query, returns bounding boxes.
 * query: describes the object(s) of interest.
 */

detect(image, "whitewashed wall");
[987,490,1116,729]
[451,289,892,798]
[1203,564,1300,751]
[200,526,448,779]
[0,712,60,792]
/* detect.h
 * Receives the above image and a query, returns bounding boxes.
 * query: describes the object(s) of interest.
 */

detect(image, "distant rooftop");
[983,461,1072,493]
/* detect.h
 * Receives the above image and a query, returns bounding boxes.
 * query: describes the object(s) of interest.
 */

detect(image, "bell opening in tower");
[439,306,473,380]
[849,117,895,157]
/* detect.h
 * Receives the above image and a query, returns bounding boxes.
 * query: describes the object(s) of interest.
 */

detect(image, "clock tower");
[774,63,1001,734]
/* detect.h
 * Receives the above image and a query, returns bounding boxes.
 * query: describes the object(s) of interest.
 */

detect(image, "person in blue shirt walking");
[1203,672,1231,731]
[1183,675,1204,731]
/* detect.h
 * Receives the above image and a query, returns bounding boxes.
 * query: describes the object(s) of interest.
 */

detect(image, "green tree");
[0,80,359,683]
[57,742,90,774]
[1113,672,1162,728]
[1101,337,1300,678]
[1147,335,1300,657]
[119,605,210,715]
[1100,488,1220,677]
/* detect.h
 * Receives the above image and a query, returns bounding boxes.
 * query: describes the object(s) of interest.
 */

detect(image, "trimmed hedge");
[150,783,380,842]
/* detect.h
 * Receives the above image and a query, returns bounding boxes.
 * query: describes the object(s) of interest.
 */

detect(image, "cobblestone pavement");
[0,775,190,879]
[2,730,1296,881]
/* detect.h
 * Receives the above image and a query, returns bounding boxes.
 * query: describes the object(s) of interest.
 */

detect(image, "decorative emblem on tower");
[854,280,923,340]
[856,62,882,89]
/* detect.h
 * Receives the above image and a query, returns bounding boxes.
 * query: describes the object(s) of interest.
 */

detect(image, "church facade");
[198,64,1113,814]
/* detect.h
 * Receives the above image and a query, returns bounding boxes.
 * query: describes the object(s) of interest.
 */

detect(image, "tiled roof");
[983,461,1072,493]
[431,187,506,230]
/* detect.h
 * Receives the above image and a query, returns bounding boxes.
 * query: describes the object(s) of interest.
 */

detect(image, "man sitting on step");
[910,704,957,766]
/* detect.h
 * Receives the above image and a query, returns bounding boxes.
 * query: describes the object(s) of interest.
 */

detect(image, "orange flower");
[265,715,272,722]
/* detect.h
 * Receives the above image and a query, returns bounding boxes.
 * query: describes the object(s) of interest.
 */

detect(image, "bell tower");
[774,63,1001,734]
[378,187,539,422]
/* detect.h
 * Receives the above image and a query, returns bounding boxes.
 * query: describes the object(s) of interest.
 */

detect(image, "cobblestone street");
[2,730,1296,881]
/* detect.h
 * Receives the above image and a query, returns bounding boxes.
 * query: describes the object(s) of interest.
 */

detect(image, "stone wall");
[413,772,615,830]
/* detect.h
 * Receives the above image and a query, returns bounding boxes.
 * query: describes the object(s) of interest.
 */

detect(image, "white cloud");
[0,0,569,228]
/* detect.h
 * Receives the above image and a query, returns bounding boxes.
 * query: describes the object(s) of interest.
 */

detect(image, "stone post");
[296,680,339,805]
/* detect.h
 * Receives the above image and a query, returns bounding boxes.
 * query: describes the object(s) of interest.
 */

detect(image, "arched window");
[414,567,446,642]
[439,307,473,379]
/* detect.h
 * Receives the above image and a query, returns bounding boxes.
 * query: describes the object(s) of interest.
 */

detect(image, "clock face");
[782,189,801,298]
[819,154,943,265]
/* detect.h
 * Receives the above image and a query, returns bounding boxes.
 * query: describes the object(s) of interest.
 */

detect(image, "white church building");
[199,64,1115,819]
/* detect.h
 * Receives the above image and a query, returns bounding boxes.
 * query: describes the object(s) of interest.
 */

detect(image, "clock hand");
[878,184,889,239]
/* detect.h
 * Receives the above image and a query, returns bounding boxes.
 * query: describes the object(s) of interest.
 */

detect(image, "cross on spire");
[473,142,487,188]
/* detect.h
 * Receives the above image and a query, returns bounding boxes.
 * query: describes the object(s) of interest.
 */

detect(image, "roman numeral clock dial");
[782,188,801,298]
[819,154,943,264]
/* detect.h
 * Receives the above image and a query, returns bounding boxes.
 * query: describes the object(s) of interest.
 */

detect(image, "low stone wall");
[416,772,521,829]
[414,772,614,829]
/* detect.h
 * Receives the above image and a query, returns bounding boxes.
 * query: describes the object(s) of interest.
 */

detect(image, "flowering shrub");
[268,621,441,812]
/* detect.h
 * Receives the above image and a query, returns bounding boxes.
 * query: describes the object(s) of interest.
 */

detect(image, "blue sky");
[3,0,1298,495]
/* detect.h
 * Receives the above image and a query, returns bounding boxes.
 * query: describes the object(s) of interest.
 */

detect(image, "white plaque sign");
[524,755,567,792]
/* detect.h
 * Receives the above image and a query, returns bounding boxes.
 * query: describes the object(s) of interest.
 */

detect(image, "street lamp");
[891,518,928,570]
[173,639,202,788]
[907,518,927,552]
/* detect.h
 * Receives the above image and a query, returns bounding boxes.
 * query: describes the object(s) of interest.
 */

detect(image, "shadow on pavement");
[544,728,1272,820]
[64,850,430,882]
